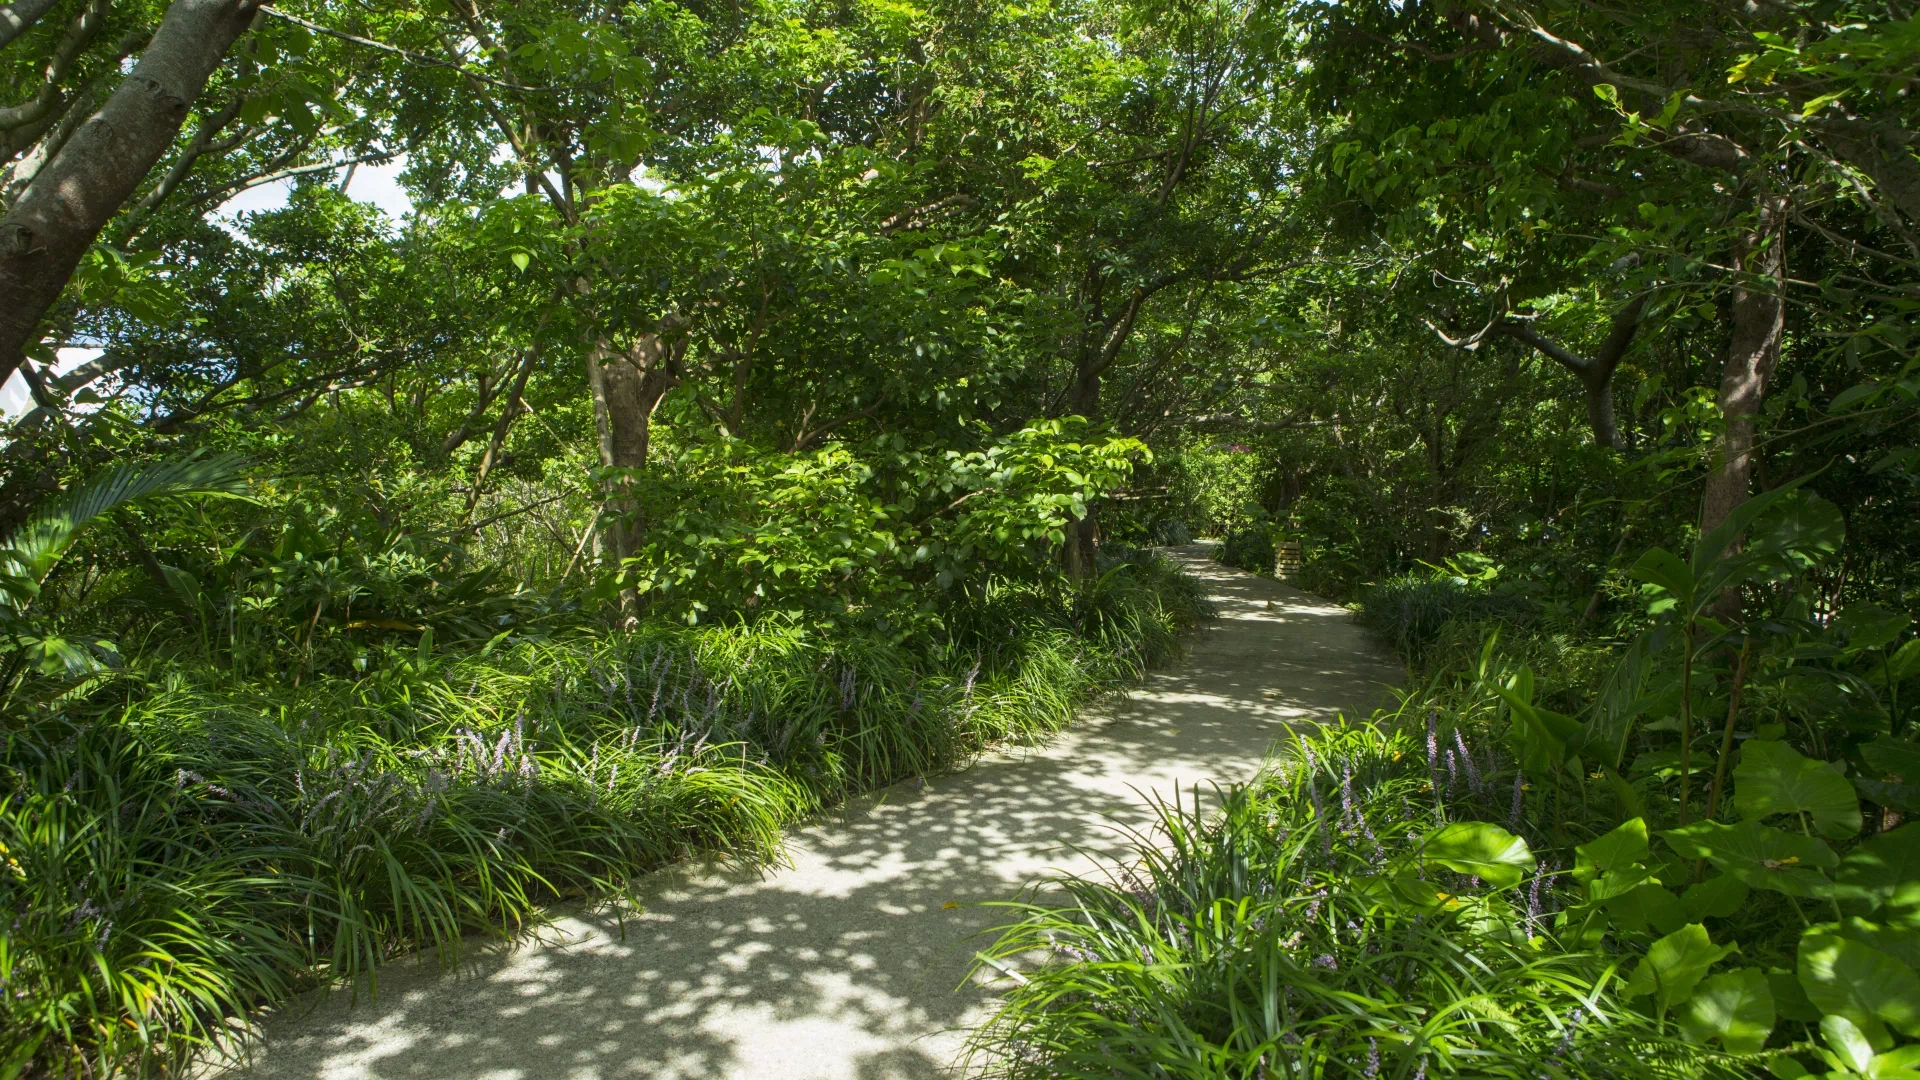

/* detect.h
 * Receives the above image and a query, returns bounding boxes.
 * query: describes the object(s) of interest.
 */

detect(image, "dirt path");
[216,547,1402,1080]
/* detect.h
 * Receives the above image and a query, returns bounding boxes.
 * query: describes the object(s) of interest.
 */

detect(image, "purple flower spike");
[1453,728,1481,792]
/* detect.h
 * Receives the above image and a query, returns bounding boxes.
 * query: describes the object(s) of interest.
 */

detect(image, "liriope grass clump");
[0,550,1206,1077]
[964,717,1744,1079]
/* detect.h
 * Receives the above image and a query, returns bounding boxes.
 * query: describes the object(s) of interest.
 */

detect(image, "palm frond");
[0,452,252,610]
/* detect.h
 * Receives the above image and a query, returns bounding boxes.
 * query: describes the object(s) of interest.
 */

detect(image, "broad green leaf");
[1734,740,1862,839]
[1867,1045,1920,1078]
[1385,871,1458,913]
[1677,967,1774,1053]
[1679,874,1750,922]
[1624,923,1737,1015]
[1421,821,1537,889]
[1876,640,1920,683]
[1838,605,1912,653]
[1836,825,1920,921]
[1838,917,1920,972]
[1574,817,1650,885]
[1863,738,1920,784]
[1660,819,1838,897]
[1606,880,1686,935]
[1728,490,1846,585]
[1630,547,1693,610]
[1691,476,1812,584]
[1771,967,1822,1022]
[1799,930,1920,1043]
[1765,1057,1812,1079]
[1500,687,1587,775]
[1823,1014,1877,1073]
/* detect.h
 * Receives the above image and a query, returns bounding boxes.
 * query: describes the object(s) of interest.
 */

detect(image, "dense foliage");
[3,0,1918,1075]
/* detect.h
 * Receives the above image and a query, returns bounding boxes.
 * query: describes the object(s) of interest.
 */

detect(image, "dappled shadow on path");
[213,548,1403,1080]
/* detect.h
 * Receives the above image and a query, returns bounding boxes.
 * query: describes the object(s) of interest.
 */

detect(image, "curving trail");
[214,547,1402,1080]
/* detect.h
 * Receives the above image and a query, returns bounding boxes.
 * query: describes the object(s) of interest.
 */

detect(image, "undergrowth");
[965,713,1742,1079]
[0,551,1209,1077]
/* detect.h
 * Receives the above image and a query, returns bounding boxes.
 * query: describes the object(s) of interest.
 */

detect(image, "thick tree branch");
[0,0,61,50]
[0,0,265,388]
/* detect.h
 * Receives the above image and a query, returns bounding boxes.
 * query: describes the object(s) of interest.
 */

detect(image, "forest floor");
[208,547,1402,1080]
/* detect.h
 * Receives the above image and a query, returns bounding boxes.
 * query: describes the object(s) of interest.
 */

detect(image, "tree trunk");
[1701,195,1787,619]
[587,336,678,576]
[1063,360,1101,580]
[1576,360,1623,451]
[0,0,261,383]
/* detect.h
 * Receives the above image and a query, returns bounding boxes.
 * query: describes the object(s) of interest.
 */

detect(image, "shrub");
[1150,519,1193,546]
[1216,523,1277,576]
[1354,574,1539,666]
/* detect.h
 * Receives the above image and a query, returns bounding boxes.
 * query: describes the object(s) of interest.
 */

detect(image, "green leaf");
[1771,966,1822,1022]
[1765,1057,1812,1080]
[1823,1014,1878,1073]
[1575,817,1650,885]
[1868,446,1919,475]
[1679,873,1751,922]
[0,452,252,612]
[1799,930,1920,1044]
[1500,684,1587,775]
[1677,967,1774,1053]
[1835,825,1920,920]
[1630,547,1693,610]
[1608,880,1687,935]
[1830,381,1883,413]
[1624,923,1737,1016]
[1421,821,1537,889]
[1838,917,1920,972]
[1864,738,1920,782]
[510,251,531,273]
[1874,640,1920,683]
[1801,90,1846,117]
[1734,740,1862,839]
[1837,605,1912,653]
[1867,1045,1920,1078]
[1661,819,1838,897]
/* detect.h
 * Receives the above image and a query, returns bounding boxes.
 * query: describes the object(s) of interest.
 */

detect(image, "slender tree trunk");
[464,344,539,518]
[0,0,261,382]
[1063,360,1101,580]
[1701,194,1787,620]
[586,336,678,581]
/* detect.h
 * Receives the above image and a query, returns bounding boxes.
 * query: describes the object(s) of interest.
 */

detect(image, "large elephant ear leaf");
[1798,930,1920,1044]
[1836,824,1920,922]
[1660,819,1839,897]
[1734,740,1862,839]
[1420,821,1537,889]
[1624,923,1737,1017]
[1863,737,1920,785]
[1677,967,1775,1054]
[1574,817,1649,885]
